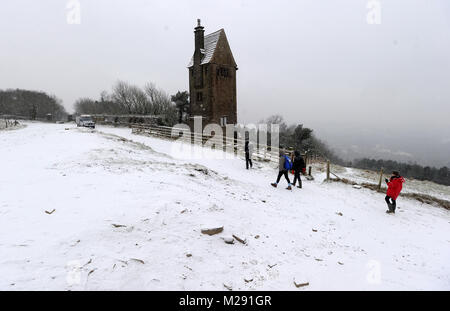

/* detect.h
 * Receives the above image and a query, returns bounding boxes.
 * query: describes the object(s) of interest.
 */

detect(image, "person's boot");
[286,185,292,190]
[386,203,395,214]
[271,183,277,188]
[386,202,392,213]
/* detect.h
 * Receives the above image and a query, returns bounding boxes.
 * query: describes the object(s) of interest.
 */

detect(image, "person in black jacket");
[244,140,253,169]
[292,150,306,188]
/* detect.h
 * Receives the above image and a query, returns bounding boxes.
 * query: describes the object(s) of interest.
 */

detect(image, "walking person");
[245,140,253,169]
[292,151,306,188]
[385,171,405,214]
[271,148,293,190]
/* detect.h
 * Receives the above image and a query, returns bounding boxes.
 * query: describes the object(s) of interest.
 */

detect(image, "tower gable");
[209,31,237,69]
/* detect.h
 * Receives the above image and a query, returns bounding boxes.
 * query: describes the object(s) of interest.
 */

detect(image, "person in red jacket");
[385,171,405,214]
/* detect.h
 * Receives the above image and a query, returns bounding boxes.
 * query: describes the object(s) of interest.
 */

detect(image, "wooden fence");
[130,123,324,167]
[0,117,22,129]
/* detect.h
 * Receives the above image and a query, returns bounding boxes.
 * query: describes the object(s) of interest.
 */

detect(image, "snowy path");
[1,122,449,290]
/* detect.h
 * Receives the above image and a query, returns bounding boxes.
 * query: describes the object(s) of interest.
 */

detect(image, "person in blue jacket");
[271,148,293,190]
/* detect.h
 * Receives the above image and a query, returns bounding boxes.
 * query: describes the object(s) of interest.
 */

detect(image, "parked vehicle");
[76,115,96,129]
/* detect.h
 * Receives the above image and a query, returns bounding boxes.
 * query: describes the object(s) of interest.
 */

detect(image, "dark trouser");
[276,170,291,184]
[293,170,302,187]
[245,152,252,169]
[385,196,396,211]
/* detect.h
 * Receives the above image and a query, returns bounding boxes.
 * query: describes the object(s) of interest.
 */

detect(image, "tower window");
[217,67,229,77]
[197,92,203,101]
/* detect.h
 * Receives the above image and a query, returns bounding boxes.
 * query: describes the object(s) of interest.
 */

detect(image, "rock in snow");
[201,227,224,236]
[129,258,145,264]
[112,224,127,228]
[223,237,235,244]
[223,283,233,291]
[293,277,310,288]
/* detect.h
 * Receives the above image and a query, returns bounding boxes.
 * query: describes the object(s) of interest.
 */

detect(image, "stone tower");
[188,19,238,127]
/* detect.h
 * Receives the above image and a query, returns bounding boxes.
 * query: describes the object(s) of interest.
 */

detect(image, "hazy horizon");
[1,0,449,167]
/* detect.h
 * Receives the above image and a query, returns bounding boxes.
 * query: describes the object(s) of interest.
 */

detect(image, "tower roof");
[188,29,230,67]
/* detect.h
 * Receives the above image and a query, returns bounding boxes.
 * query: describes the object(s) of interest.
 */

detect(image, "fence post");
[263,143,267,161]
[308,166,312,176]
[377,168,384,191]
[326,160,330,182]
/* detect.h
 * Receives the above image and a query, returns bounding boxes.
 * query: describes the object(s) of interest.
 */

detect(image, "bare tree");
[73,80,178,125]
[128,85,149,114]
[144,83,177,124]
[112,81,134,114]
[74,98,95,114]
[261,114,288,133]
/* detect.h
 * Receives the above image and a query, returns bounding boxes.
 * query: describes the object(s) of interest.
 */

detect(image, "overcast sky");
[1,0,449,166]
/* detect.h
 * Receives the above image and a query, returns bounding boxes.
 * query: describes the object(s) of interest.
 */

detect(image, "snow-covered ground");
[1,122,449,290]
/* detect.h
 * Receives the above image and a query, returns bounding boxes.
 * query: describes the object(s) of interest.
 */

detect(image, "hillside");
[316,163,450,203]
[0,122,449,290]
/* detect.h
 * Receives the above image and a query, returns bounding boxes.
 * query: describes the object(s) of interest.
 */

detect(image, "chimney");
[193,19,205,88]
[194,19,204,63]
